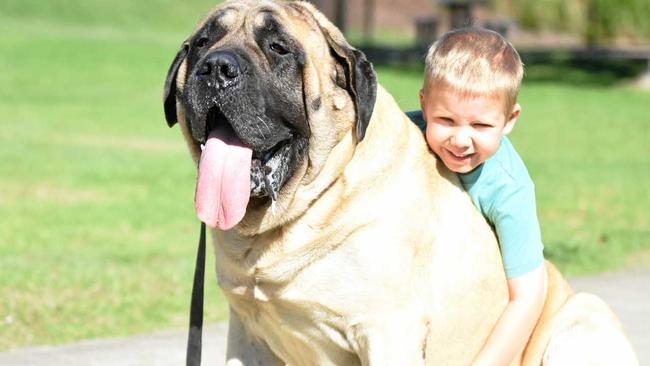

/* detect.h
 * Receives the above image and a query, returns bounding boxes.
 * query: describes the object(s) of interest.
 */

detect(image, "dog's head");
[163,0,376,232]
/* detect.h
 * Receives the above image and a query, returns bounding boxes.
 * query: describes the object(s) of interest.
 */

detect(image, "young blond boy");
[407,28,545,366]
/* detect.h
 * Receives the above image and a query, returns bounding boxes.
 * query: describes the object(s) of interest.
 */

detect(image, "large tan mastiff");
[163,1,639,364]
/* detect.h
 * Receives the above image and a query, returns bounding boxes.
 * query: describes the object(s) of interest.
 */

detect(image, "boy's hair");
[423,27,524,115]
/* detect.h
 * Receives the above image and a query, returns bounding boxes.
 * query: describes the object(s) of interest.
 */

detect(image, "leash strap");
[186,222,206,366]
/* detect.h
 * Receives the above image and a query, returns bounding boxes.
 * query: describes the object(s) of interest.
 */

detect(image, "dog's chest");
[219,244,402,365]
[224,277,362,365]
[215,226,425,364]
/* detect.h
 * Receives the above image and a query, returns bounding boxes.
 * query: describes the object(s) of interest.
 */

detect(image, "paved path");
[1,269,648,365]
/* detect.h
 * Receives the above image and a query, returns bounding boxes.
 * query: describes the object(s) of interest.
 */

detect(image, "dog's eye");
[195,37,209,48]
[270,42,289,55]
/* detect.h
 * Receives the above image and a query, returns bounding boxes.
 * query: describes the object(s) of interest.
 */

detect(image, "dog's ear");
[329,45,377,142]
[163,43,189,127]
[290,2,377,142]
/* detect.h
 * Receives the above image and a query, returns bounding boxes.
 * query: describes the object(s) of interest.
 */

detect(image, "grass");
[1,0,649,351]
[0,3,228,350]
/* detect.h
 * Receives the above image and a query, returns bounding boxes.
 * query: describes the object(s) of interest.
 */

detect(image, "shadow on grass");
[522,58,648,87]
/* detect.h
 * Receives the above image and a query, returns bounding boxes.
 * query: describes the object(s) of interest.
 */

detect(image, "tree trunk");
[363,0,375,44]
[334,0,346,34]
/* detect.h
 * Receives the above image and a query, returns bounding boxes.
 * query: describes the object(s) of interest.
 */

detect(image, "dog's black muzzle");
[179,47,308,202]
[182,48,254,145]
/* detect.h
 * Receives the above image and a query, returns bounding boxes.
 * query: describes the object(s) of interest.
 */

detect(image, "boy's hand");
[472,265,545,366]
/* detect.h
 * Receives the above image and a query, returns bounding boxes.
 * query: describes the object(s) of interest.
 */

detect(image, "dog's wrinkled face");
[179,3,311,202]
[164,0,376,230]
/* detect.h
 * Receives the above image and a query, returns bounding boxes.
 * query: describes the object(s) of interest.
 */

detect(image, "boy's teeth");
[451,151,469,158]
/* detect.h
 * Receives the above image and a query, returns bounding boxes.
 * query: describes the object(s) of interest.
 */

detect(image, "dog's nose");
[197,51,241,85]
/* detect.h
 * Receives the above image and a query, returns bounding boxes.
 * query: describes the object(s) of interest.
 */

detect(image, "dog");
[163,1,639,364]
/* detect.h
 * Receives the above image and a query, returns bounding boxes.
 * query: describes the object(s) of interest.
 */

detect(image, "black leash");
[186,222,206,366]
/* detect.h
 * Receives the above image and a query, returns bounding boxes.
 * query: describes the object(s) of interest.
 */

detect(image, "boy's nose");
[450,130,472,149]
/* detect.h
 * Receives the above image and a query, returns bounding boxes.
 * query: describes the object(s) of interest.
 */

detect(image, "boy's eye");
[436,117,454,125]
[473,123,493,128]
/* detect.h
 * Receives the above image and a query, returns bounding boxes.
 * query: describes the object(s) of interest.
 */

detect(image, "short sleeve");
[489,182,544,279]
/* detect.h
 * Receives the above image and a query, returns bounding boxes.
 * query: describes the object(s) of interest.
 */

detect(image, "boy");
[407,28,545,366]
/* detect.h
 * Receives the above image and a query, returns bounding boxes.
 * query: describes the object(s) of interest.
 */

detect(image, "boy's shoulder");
[461,136,534,215]
[482,136,533,188]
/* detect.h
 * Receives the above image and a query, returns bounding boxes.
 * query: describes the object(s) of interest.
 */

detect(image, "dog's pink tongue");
[195,129,252,230]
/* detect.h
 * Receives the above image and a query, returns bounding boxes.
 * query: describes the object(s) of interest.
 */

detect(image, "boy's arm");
[468,139,545,365]
[472,264,545,366]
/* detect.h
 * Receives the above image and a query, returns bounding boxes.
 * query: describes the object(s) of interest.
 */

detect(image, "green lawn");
[1,1,649,351]
[0,2,229,350]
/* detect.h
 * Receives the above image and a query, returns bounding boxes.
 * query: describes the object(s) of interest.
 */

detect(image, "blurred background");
[1,0,648,351]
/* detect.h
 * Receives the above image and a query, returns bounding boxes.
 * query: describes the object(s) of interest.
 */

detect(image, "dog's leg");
[226,309,284,366]
[542,293,639,366]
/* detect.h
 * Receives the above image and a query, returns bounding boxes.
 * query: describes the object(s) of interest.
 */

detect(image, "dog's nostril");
[198,63,212,76]
[221,63,239,79]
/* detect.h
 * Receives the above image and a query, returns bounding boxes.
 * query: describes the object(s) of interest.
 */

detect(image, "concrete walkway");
[1,269,648,366]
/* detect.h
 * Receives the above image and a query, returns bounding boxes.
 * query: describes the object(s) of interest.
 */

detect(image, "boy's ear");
[419,89,426,113]
[502,103,521,135]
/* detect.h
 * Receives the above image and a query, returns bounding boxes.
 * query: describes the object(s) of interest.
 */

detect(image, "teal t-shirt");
[406,110,544,279]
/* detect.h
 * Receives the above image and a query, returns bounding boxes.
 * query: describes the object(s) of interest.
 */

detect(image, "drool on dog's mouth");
[249,139,293,201]
[194,106,294,229]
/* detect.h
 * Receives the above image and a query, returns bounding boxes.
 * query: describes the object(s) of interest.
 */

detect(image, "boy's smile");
[419,85,520,174]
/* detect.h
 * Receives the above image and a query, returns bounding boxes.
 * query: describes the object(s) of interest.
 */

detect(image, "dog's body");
[214,86,510,365]
[163,1,638,364]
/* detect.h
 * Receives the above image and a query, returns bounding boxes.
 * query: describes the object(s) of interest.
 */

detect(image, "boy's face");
[419,85,520,174]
